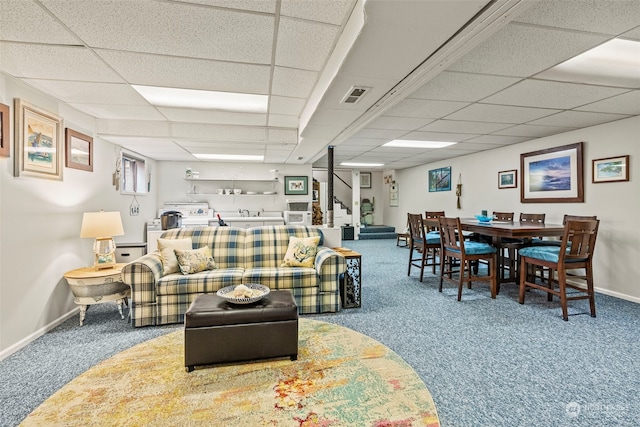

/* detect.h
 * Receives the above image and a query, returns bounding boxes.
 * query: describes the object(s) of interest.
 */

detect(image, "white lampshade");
[80,211,124,238]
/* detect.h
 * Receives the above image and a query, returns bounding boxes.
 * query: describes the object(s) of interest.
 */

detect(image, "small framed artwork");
[389,183,399,207]
[592,155,629,183]
[65,128,93,172]
[498,169,517,189]
[521,142,583,203]
[14,98,64,180]
[313,189,319,202]
[428,166,451,192]
[0,102,9,157]
[360,172,371,188]
[284,176,308,195]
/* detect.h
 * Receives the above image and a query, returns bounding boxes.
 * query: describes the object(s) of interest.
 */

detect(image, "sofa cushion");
[157,268,245,296]
[242,267,318,290]
[245,225,323,268]
[175,246,216,275]
[157,238,193,275]
[160,227,246,269]
[281,236,320,267]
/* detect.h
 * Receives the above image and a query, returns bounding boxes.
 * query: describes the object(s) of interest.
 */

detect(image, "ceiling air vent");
[341,86,371,104]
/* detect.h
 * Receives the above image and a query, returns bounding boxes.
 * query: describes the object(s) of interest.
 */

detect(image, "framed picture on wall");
[498,169,517,189]
[360,172,371,188]
[520,142,583,203]
[428,166,451,192]
[0,102,9,157]
[65,128,93,172]
[14,98,64,180]
[284,176,308,195]
[592,155,629,183]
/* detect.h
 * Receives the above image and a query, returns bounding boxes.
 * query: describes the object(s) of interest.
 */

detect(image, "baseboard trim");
[0,307,80,362]
[594,287,640,304]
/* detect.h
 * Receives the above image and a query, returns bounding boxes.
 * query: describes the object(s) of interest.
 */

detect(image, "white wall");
[383,116,640,301]
[0,74,157,357]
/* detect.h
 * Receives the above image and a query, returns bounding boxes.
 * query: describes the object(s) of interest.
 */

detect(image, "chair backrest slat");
[424,211,445,232]
[561,219,599,261]
[563,214,597,225]
[493,211,514,221]
[438,216,463,252]
[407,213,425,242]
[520,213,545,223]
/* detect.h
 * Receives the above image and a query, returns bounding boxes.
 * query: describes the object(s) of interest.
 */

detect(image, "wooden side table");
[63,263,130,326]
[332,247,362,309]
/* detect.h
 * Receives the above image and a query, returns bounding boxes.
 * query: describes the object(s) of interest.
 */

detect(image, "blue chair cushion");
[448,241,497,255]
[529,238,562,246]
[519,246,586,263]
[426,231,441,245]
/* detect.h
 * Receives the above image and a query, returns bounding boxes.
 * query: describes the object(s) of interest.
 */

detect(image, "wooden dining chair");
[493,211,514,221]
[473,211,514,283]
[438,217,497,301]
[407,213,440,281]
[518,219,600,321]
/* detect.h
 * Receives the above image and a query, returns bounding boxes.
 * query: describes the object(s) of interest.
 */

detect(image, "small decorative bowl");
[217,284,270,304]
[233,188,242,195]
[475,214,494,223]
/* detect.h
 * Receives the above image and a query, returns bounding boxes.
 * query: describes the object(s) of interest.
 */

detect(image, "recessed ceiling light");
[383,140,457,148]
[535,38,640,88]
[194,154,264,161]
[132,85,268,113]
[340,162,385,167]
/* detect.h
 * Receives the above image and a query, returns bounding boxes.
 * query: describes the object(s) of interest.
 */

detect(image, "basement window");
[121,152,147,195]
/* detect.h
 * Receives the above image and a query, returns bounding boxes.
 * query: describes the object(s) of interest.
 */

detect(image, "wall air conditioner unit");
[341,86,371,104]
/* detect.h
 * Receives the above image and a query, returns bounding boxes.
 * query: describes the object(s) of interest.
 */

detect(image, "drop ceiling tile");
[97,50,271,94]
[419,120,513,134]
[271,67,319,98]
[366,116,434,131]
[409,71,521,102]
[270,96,306,116]
[75,104,165,121]
[527,111,631,127]
[448,24,609,77]
[465,135,530,145]
[385,99,469,119]
[97,120,171,138]
[179,0,276,14]
[268,128,298,144]
[447,104,561,124]
[351,128,407,139]
[180,141,265,151]
[623,26,640,40]
[514,0,640,35]
[146,152,198,161]
[454,141,505,150]
[483,80,627,109]
[338,137,387,147]
[281,0,355,25]
[400,131,478,142]
[171,123,267,141]
[492,124,577,138]
[576,90,640,115]
[275,17,340,71]
[0,42,123,82]
[268,114,299,128]
[158,107,267,126]
[40,0,275,63]
[23,80,147,105]
[0,0,80,44]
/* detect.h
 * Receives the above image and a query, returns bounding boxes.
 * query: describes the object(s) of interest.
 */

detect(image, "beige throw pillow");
[174,246,216,275]
[157,238,193,275]
[281,236,320,267]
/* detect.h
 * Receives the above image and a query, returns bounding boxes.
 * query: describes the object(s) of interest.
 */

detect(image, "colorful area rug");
[21,319,439,426]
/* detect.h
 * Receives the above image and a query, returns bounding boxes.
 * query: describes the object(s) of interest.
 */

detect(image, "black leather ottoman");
[184,290,298,372]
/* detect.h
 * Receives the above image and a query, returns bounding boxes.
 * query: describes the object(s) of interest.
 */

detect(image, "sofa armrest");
[121,252,164,306]
[314,246,347,293]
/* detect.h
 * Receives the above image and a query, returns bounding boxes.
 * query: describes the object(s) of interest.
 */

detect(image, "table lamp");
[80,211,125,269]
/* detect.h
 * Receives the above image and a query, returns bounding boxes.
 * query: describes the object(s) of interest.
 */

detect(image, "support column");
[327,145,334,228]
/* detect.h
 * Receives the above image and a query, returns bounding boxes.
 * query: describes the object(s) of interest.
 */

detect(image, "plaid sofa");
[121,225,346,327]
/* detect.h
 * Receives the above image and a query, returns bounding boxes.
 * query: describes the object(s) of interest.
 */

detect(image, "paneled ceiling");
[1,0,639,170]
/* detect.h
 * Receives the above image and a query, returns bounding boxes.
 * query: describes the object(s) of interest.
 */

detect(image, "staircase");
[358,225,397,240]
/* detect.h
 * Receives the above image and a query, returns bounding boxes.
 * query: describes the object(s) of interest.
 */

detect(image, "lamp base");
[93,238,116,270]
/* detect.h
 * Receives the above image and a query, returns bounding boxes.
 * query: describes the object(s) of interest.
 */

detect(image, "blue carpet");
[1,239,639,426]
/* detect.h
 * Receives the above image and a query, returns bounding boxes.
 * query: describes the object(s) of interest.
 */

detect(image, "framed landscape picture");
[65,128,93,172]
[360,172,371,188]
[14,99,63,180]
[498,169,517,189]
[428,166,451,192]
[592,155,629,183]
[520,142,583,203]
[284,176,308,195]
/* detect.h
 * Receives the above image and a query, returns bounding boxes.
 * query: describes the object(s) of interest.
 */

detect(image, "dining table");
[424,217,566,285]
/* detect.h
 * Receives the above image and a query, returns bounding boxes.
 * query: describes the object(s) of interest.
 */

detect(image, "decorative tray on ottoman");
[217,284,270,304]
